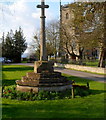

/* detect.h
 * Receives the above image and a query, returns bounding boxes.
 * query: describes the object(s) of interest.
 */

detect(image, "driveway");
[55,67,106,83]
[6,63,106,83]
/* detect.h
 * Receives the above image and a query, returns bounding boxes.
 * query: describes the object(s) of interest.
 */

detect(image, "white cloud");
[32,9,40,20]
[0,1,38,44]
[0,33,2,38]
[32,9,55,21]
[0,0,59,45]
[0,0,105,3]
[0,0,73,3]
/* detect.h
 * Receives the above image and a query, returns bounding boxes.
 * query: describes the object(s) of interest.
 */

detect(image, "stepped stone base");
[16,61,72,93]
[17,84,72,93]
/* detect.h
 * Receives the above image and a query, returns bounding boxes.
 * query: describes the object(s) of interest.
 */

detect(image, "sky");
[0,0,75,44]
[0,0,105,55]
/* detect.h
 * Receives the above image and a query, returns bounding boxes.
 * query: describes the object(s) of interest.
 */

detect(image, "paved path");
[7,63,106,83]
[55,67,106,83]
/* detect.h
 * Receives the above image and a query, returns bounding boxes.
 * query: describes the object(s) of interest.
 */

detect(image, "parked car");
[5,59,12,63]
[0,57,5,63]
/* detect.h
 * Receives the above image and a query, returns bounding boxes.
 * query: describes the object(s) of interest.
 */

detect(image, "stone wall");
[54,63,105,74]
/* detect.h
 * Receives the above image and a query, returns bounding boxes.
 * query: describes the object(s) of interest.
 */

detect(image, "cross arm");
[37,5,49,8]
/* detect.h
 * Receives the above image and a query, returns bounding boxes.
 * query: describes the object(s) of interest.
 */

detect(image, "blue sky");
[0,0,104,56]
[0,0,74,45]
[0,0,103,44]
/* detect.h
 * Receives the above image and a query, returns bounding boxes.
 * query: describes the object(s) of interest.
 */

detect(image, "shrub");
[74,87,91,97]
[3,85,17,99]
[2,85,91,101]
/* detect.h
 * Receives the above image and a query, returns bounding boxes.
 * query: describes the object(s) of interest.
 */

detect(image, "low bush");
[2,85,91,101]
[74,87,91,97]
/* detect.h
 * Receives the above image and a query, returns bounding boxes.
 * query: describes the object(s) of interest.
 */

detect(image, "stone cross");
[37,0,49,61]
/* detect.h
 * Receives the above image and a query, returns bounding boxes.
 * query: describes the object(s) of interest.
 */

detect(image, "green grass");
[21,61,28,63]
[62,60,99,67]
[2,65,106,119]
[85,60,98,67]
[2,65,33,86]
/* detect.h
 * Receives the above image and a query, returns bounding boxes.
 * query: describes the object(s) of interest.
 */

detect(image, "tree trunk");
[78,48,84,64]
[98,48,106,68]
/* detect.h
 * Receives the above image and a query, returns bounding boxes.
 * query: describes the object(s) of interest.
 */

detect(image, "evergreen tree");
[2,28,27,63]
[2,30,14,60]
[13,27,27,62]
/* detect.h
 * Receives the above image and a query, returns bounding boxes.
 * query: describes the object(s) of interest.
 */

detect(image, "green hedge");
[2,85,91,101]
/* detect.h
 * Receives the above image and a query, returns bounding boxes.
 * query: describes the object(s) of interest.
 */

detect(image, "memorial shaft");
[37,0,49,61]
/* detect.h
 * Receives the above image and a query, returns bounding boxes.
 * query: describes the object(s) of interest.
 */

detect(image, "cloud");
[32,9,56,21]
[0,33,2,39]
[0,0,39,43]
[0,0,59,44]
[32,9,40,20]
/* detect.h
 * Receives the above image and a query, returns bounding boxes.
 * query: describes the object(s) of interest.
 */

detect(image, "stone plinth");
[16,61,72,93]
[34,61,54,73]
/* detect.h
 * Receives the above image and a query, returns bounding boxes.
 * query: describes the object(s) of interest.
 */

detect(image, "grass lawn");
[85,60,99,67]
[2,65,106,119]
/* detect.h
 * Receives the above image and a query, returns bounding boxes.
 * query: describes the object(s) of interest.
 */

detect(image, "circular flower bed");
[2,85,91,101]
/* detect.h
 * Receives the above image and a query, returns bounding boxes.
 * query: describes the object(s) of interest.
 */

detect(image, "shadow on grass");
[89,89,106,95]
[67,76,94,83]
[2,99,105,119]
[2,79,16,86]
[2,66,33,72]
[67,76,106,96]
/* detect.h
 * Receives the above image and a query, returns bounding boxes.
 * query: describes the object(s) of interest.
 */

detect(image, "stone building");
[60,4,99,61]
[60,4,79,61]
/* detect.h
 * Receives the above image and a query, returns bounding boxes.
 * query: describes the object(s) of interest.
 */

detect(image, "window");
[66,13,69,19]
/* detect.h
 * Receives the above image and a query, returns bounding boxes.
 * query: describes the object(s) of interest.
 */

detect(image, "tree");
[81,2,105,67]
[28,31,40,60]
[61,3,86,62]
[61,2,105,67]
[46,20,60,58]
[29,31,56,60]
[2,30,15,60]
[2,28,27,63]
[0,43,2,56]
[60,24,79,61]
[73,2,105,67]
[13,27,27,62]
[29,20,60,60]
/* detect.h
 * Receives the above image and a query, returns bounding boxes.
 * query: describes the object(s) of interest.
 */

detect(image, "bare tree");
[46,20,60,58]
[61,24,79,61]
[29,23,59,60]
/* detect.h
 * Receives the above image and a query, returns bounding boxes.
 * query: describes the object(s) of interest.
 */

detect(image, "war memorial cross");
[37,0,49,61]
